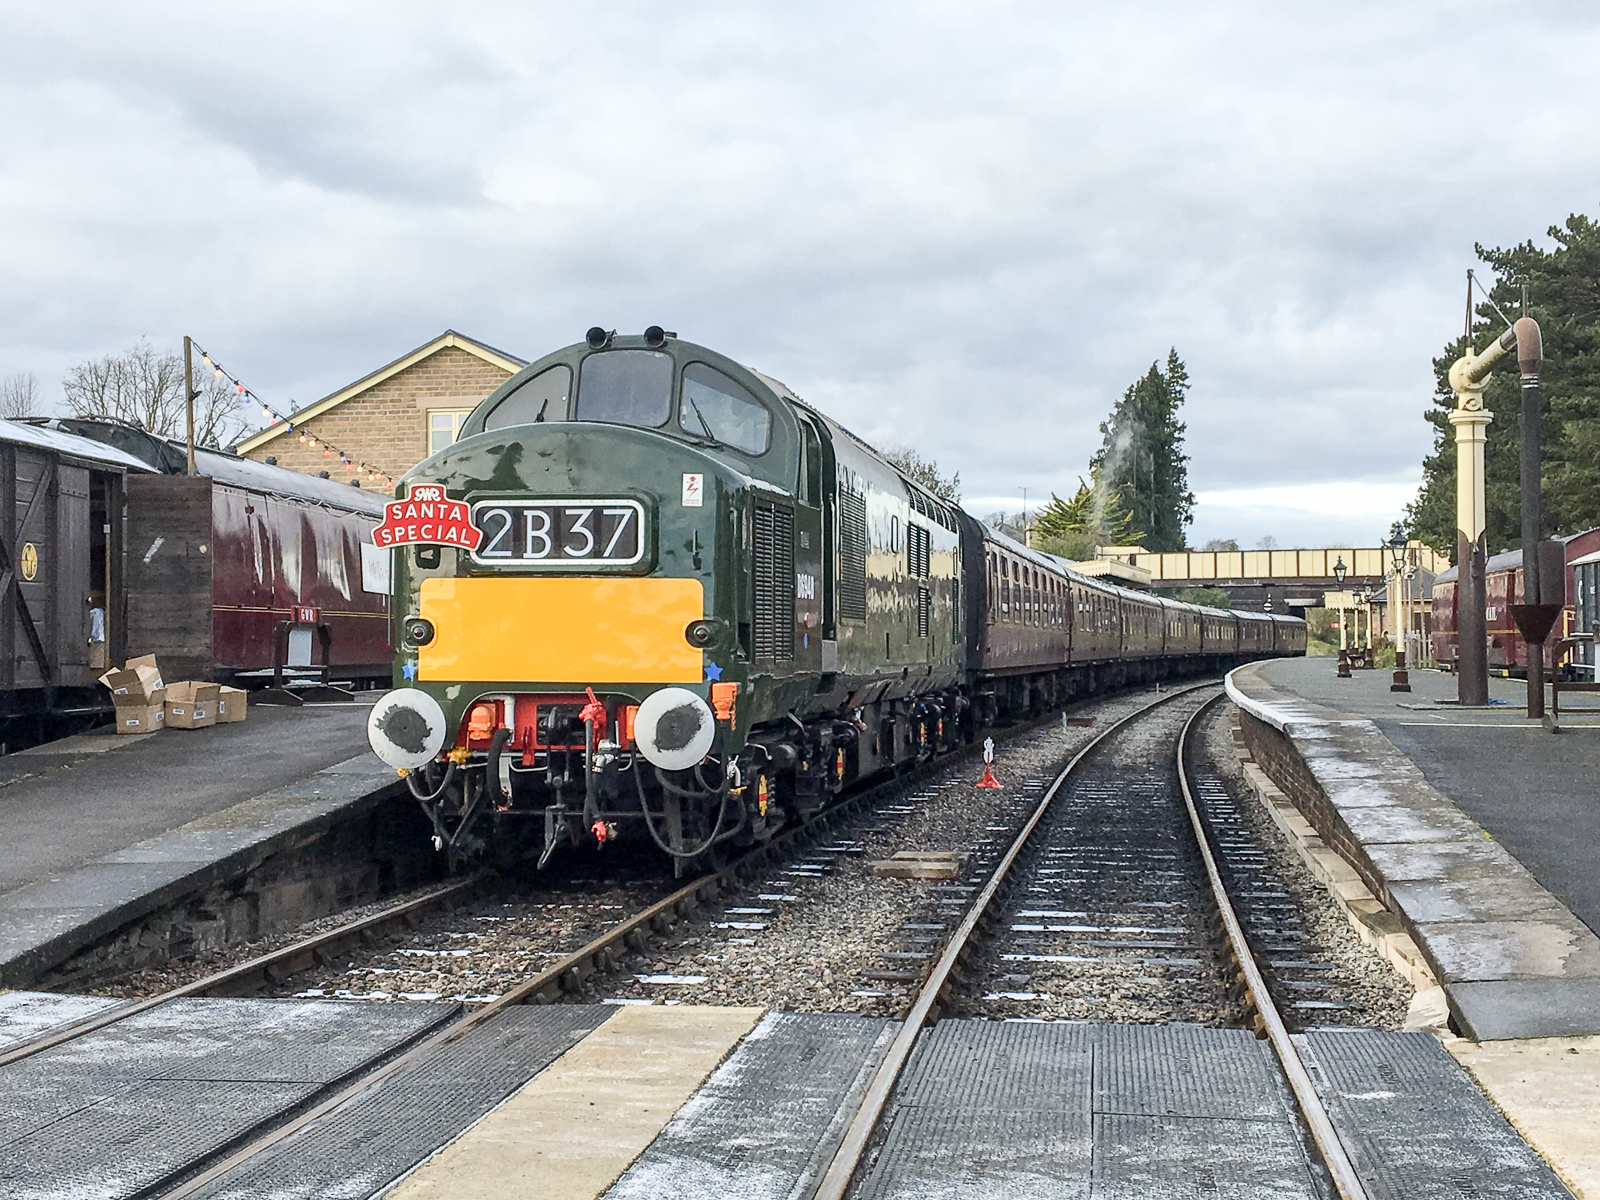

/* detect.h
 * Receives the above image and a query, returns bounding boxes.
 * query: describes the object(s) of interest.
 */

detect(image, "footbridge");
[1112,543,1448,612]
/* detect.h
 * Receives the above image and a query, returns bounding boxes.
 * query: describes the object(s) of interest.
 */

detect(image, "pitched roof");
[234,330,526,454]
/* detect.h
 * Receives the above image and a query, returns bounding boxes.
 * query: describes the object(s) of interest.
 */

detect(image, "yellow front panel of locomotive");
[417,576,705,684]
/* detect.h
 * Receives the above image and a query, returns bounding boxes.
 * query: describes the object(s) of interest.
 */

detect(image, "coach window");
[680,363,771,455]
[484,363,573,430]
[576,349,673,428]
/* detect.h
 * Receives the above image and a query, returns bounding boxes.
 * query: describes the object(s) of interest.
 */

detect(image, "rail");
[809,679,1215,1200]
[808,681,1371,1200]
[0,877,485,1068]
[1177,693,1370,1200]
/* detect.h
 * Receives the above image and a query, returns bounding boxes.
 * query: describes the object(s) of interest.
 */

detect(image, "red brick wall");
[1238,709,1389,904]
[241,347,512,481]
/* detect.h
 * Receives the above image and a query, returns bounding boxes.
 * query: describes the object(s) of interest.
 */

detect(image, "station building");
[233,330,526,482]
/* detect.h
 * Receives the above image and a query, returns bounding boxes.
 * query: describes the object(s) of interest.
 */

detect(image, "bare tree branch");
[0,373,40,420]
[62,341,247,448]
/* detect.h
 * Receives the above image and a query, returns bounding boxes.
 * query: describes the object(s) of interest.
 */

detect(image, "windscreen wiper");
[689,399,720,446]
[534,398,548,422]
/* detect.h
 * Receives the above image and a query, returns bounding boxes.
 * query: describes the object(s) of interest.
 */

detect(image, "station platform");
[0,996,1579,1199]
[0,698,406,988]
[1229,656,1600,1043]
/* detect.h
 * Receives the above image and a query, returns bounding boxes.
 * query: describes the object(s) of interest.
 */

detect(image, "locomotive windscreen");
[484,364,572,430]
[679,363,771,454]
[575,350,673,427]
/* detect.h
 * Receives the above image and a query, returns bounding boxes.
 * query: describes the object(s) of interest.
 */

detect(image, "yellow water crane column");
[1447,322,1516,706]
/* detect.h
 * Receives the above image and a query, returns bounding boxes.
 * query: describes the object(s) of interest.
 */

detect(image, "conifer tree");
[1089,350,1195,552]
[1033,477,1144,561]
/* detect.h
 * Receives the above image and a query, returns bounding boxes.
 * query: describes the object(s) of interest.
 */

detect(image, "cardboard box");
[217,686,248,724]
[165,681,220,730]
[115,694,166,735]
[99,654,165,702]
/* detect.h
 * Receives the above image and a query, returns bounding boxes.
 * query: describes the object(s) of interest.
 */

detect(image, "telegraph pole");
[183,335,197,476]
[1446,275,1516,706]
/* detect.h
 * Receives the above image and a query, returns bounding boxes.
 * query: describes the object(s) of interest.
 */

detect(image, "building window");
[428,409,473,455]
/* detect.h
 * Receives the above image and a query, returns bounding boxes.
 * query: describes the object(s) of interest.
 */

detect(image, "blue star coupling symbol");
[402,661,418,680]
[704,661,723,682]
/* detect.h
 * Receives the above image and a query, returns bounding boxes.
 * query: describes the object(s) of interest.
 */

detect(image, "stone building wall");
[240,347,513,481]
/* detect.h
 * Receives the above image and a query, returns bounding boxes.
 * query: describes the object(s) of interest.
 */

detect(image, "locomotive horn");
[586,327,614,349]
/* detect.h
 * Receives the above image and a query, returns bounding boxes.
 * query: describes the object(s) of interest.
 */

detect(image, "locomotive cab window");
[484,364,573,430]
[680,363,770,455]
[576,350,672,428]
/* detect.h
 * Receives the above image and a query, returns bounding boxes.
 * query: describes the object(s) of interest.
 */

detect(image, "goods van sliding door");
[124,474,214,682]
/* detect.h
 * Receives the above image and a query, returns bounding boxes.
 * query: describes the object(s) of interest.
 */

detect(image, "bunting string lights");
[192,343,395,488]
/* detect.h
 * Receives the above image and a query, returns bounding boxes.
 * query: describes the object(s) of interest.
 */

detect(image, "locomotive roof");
[0,419,155,472]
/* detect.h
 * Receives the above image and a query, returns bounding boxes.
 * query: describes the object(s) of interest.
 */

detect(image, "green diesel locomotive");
[367,327,1304,871]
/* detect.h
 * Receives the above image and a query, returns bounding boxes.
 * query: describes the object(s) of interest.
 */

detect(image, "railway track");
[6,677,1301,1200]
[0,878,487,1068]
[809,683,1373,1200]
[3,691,1131,1199]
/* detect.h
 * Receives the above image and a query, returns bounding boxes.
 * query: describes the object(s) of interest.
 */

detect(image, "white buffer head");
[633,687,715,771]
[368,688,448,770]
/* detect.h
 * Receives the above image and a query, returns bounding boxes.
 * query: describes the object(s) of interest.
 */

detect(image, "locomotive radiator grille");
[754,499,795,661]
[908,523,930,577]
[918,585,931,638]
[839,487,868,622]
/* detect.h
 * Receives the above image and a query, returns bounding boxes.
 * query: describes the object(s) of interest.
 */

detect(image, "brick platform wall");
[241,347,512,481]
[1237,708,1390,905]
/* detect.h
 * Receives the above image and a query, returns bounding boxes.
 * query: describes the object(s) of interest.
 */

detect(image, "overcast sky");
[3,3,1597,547]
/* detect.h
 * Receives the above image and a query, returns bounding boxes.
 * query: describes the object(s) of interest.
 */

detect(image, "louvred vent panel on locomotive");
[839,487,868,622]
[917,585,931,638]
[908,523,930,578]
[753,499,795,660]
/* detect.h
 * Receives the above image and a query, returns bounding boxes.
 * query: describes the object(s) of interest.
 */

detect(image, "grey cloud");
[3,2,1599,544]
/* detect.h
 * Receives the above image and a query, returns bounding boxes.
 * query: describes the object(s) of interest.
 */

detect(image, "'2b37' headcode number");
[468,500,645,566]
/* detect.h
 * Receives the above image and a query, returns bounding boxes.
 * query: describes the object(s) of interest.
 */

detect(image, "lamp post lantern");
[1359,586,1375,666]
[1389,531,1411,692]
[1333,557,1351,677]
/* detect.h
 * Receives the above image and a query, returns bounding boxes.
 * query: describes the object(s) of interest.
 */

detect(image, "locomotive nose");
[368,689,448,769]
[633,687,716,770]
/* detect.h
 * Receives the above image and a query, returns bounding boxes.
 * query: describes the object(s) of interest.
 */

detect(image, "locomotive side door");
[794,413,830,674]
[791,414,825,676]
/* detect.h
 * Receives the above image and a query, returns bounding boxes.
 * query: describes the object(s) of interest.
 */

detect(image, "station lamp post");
[1389,532,1411,692]
[1333,557,1351,677]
